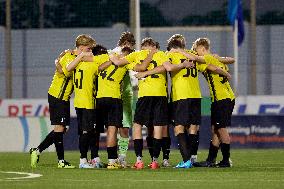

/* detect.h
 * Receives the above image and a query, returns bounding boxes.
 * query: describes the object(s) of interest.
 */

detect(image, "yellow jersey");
[167,51,207,101]
[48,52,75,101]
[73,57,99,109]
[96,54,131,99]
[202,54,235,102]
[126,50,168,98]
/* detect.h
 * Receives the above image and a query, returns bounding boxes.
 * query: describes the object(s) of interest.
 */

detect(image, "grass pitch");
[1,149,284,189]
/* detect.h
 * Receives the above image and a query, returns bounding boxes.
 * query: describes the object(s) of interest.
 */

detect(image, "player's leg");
[30,94,59,167]
[118,75,133,166]
[31,95,73,168]
[173,99,192,168]
[53,125,64,157]
[149,125,163,169]
[216,99,235,167]
[89,129,106,168]
[30,130,54,168]
[132,97,152,169]
[150,96,169,169]
[106,125,119,169]
[106,98,123,169]
[193,125,220,167]
[118,127,129,167]
[146,126,154,159]
[174,125,192,168]
[217,128,231,167]
[78,109,94,168]
[53,97,73,168]
[89,109,104,168]
[186,124,198,161]
[190,126,199,163]
[161,126,171,167]
[186,98,201,163]
[193,100,221,167]
[132,122,144,169]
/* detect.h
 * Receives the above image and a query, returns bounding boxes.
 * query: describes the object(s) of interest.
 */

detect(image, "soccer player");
[162,34,201,168]
[96,46,136,169]
[88,44,109,168]
[191,38,235,168]
[144,41,172,167]
[65,34,101,168]
[111,37,169,169]
[29,34,95,168]
[108,32,136,167]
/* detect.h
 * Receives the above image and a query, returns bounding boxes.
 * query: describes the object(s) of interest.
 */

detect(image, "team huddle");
[30,32,235,169]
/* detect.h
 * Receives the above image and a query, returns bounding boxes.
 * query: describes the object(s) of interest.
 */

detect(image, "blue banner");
[227,0,245,46]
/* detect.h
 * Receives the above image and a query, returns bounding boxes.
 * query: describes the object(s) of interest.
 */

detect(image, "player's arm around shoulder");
[162,56,185,72]
[91,53,112,71]
[134,49,157,72]
[136,50,168,78]
[206,64,231,80]
[135,65,166,79]
[66,51,93,72]
[98,60,112,71]
[212,54,235,64]
[55,49,74,76]
[109,53,129,66]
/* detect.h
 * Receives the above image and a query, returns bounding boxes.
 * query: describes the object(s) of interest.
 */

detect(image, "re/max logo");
[8,104,50,117]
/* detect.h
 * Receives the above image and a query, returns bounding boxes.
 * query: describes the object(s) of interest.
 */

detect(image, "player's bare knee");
[119,127,129,138]
[54,125,65,132]
[161,126,169,137]
[107,126,117,136]
[174,125,184,136]
[153,126,163,139]
[187,124,198,134]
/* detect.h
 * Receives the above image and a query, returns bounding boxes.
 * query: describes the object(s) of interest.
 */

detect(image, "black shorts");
[134,96,168,127]
[96,97,123,128]
[172,98,201,126]
[48,94,70,126]
[93,109,105,133]
[211,98,235,128]
[75,108,96,135]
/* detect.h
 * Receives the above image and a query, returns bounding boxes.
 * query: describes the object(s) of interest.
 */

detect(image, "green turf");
[0,149,284,189]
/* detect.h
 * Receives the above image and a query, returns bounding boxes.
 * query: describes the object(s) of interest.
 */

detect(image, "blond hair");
[118,32,135,47]
[75,34,96,48]
[194,38,210,50]
[141,37,156,47]
[167,34,186,50]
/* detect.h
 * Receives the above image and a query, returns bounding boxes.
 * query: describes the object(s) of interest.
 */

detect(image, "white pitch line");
[0,171,42,180]
[62,178,284,183]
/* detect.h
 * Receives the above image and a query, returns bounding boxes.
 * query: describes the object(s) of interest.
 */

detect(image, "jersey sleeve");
[203,54,218,65]
[59,53,74,77]
[155,51,169,66]
[94,54,110,66]
[197,63,208,73]
[126,61,137,70]
[204,54,227,70]
[125,51,138,64]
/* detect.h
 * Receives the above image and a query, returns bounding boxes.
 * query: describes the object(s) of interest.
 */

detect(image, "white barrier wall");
[0,117,54,152]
